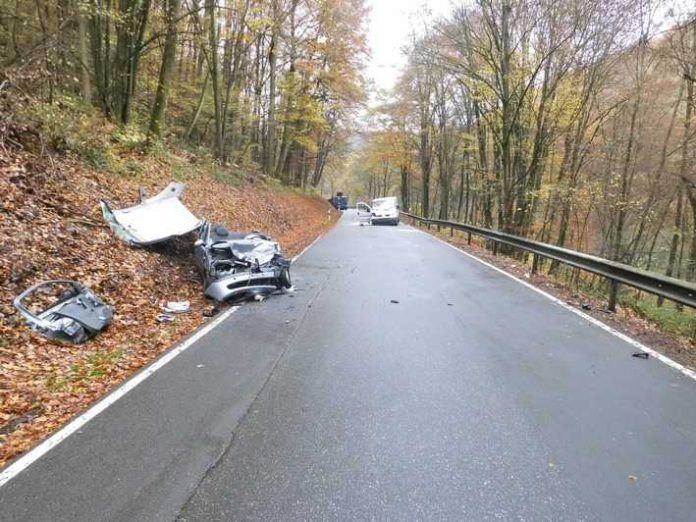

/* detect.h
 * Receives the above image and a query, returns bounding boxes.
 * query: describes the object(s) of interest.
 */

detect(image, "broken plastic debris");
[162,300,190,313]
[156,313,175,323]
[13,280,113,344]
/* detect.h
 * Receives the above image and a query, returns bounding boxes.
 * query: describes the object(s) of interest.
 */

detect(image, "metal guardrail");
[402,212,696,310]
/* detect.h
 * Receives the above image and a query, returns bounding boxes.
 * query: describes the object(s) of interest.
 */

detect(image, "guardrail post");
[427,222,431,231]
[531,253,539,275]
[492,241,498,256]
[467,232,471,245]
[608,280,619,312]
[450,226,454,237]
[437,223,441,232]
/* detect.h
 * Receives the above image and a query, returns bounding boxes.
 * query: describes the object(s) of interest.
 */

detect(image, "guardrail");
[401,212,696,310]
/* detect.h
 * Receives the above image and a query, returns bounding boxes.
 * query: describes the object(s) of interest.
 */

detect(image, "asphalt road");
[2,211,696,521]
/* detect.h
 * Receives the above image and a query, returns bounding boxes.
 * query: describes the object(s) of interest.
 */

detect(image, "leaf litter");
[0,147,339,468]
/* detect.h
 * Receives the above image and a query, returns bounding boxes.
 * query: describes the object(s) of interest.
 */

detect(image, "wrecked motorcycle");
[195,222,292,302]
[13,280,114,344]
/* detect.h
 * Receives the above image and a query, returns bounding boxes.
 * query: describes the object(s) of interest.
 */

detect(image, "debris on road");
[13,280,113,344]
[156,313,176,323]
[195,221,292,302]
[581,304,592,311]
[390,300,400,304]
[100,182,201,245]
[632,352,650,359]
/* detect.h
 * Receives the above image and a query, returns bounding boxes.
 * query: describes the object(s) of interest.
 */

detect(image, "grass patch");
[45,374,70,392]
[46,348,125,391]
[622,294,696,338]
[449,233,696,340]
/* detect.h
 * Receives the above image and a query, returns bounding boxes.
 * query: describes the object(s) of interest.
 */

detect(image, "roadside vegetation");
[0,0,366,467]
[1,0,368,186]
[348,1,696,344]
[0,142,339,467]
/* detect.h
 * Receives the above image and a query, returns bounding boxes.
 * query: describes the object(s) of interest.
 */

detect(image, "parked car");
[330,192,349,210]
[370,196,400,225]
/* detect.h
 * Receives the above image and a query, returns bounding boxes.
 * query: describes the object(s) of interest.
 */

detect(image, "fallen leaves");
[0,146,339,468]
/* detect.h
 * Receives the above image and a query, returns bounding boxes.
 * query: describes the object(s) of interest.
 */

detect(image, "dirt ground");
[0,148,339,468]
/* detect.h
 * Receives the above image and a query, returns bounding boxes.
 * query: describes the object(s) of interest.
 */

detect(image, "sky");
[362,0,694,100]
[364,0,452,95]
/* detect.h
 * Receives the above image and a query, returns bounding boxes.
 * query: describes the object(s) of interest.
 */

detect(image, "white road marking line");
[0,231,325,488]
[419,227,696,382]
[292,232,324,262]
[0,306,238,488]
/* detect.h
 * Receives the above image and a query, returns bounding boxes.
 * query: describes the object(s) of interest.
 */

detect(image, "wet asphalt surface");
[2,211,696,521]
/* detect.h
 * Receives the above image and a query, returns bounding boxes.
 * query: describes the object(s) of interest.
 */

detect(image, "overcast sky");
[364,0,452,95]
[363,0,693,99]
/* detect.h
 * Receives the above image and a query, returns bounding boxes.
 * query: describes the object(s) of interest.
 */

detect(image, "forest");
[2,0,696,321]
[0,0,368,188]
[347,1,696,310]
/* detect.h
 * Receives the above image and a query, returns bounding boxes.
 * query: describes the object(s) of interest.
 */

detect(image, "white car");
[370,196,400,226]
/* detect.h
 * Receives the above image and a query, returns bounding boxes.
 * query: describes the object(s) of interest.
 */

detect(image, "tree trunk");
[184,72,209,141]
[206,0,224,158]
[76,0,92,102]
[148,0,181,139]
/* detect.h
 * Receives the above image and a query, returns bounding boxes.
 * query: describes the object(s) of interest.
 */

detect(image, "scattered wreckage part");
[161,300,191,314]
[203,270,290,302]
[13,280,113,344]
[156,313,176,323]
[355,201,373,225]
[100,182,202,245]
[279,266,292,288]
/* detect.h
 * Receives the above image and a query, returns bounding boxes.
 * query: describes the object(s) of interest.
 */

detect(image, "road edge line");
[292,231,325,263]
[0,306,239,488]
[0,229,326,488]
[418,227,696,382]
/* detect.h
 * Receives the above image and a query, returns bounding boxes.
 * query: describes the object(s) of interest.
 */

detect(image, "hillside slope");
[0,146,338,468]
